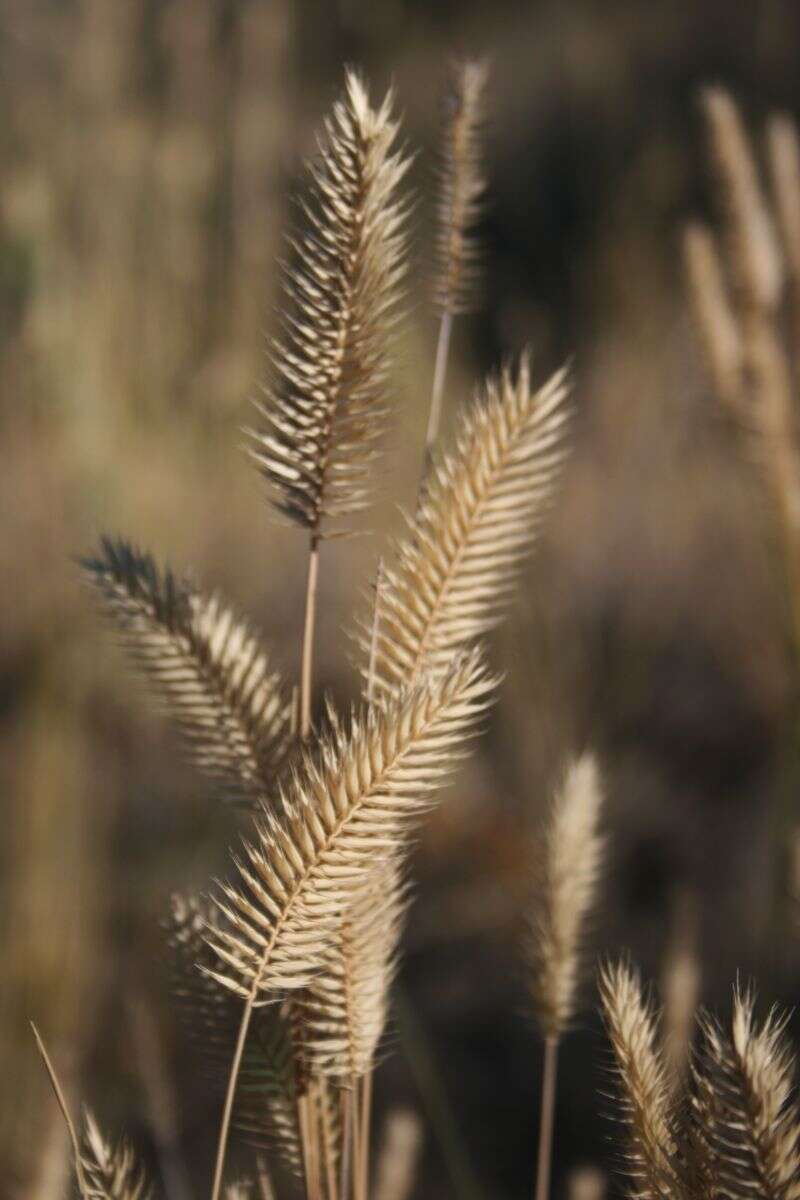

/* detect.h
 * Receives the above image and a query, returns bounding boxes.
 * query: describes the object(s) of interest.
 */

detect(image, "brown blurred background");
[4,1,800,1197]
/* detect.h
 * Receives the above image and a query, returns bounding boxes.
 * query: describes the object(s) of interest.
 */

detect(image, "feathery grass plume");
[206,646,496,1001]
[434,57,488,319]
[701,87,783,317]
[599,960,685,1200]
[84,538,290,806]
[206,649,495,1200]
[298,862,408,1081]
[693,987,800,1200]
[167,895,303,1177]
[682,222,743,412]
[363,357,570,701]
[528,754,604,1040]
[81,1112,151,1200]
[248,70,410,536]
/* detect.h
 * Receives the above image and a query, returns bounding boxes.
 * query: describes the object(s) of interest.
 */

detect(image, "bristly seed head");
[249,70,411,536]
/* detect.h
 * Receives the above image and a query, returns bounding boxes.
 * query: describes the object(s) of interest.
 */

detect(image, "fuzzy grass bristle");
[694,987,800,1200]
[701,86,783,315]
[206,646,496,1003]
[84,537,291,807]
[81,1111,152,1200]
[249,70,411,535]
[363,356,570,700]
[434,57,488,317]
[599,960,684,1200]
[299,860,408,1081]
[528,753,604,1040]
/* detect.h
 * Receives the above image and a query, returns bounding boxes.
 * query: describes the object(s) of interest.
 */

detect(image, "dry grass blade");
[248,70,410,535]
[167,895,303,1177]
[693,988,800,1200]
[363,357,570,700]
[528,754,604,1040]
[84,537,291,806]
[206,646,496,1001]
[700,86,783,316]
[434,57,488,318]
[299,861,407,1081]
[599,960,685,1200]
[81,1111,152,1200]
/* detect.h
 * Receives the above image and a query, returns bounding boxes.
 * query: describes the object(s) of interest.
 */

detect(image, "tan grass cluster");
[601,962,800,1200]
[528,754,604,1040]
[249,71,410,536]
[84,537,290,806]
[206,647,496,1001]
[599,962,682,1200]
[81,1112,152,1200]
[685,88,800,651]
[57,57,578,1200]
[365,357,570,701]
[433,58,488,319]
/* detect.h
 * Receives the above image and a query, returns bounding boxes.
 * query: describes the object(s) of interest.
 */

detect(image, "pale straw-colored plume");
[206,649,496,1200]
[248,70,410,536]
[599,960,684,1200]
[206,646,496,1002]
[81,1111,152,1200]
[434,57,488,319]
[528,754,604,1040]
[693,987,800,1200]
[701,87,783,315]
[84,537,291,806]
[363,357,570,701]
[299,863,408,1081]
[690,90,800,649]
[682,221,743,412]
[424,56,489,475]
[373,1109,423,1200]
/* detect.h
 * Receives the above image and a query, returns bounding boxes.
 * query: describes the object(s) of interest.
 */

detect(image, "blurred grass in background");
[4,1,800,1196]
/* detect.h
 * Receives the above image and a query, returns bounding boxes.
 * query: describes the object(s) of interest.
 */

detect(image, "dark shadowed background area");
[4,1,800,1197]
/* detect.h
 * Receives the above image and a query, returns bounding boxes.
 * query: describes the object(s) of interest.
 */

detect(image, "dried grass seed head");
[81,1111,152,1200]
[701,86,783,315]
[205,647,497,1003]
[599,960,684,1200]
[84,537,291,806]
[250,70,411,535]
[529,753,604,1040]
[362,356,570,701]
[434,57,489,316]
